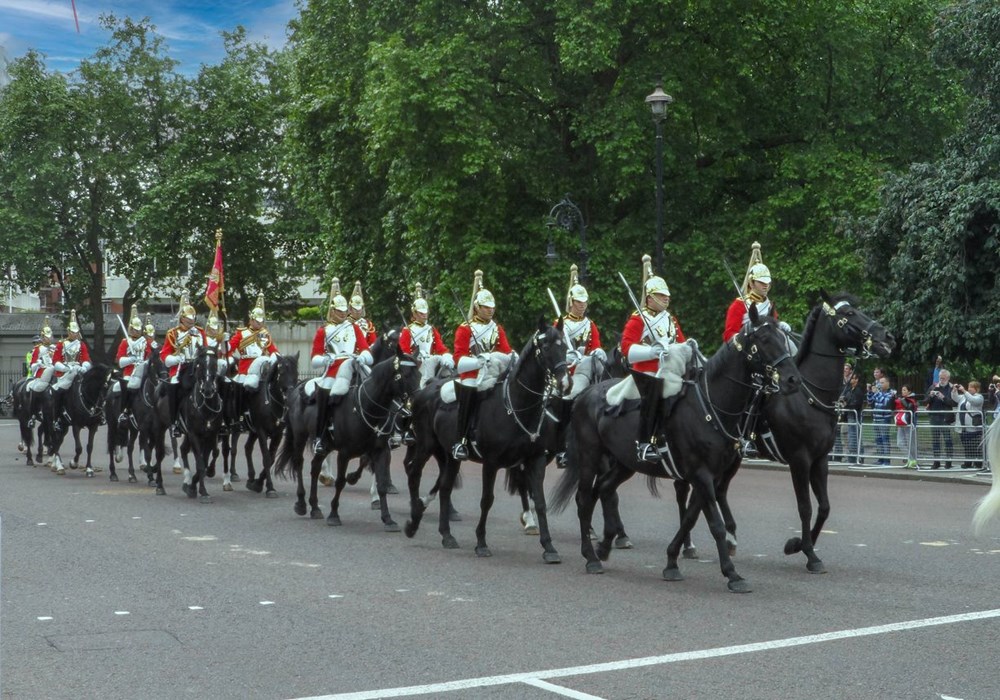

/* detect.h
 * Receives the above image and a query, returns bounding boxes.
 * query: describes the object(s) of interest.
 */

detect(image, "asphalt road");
[1,421,998,700]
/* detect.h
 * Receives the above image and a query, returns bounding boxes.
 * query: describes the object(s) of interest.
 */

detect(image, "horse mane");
[81,363,110,390]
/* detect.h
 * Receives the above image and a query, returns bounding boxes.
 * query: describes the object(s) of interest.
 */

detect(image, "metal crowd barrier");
[828,409,991,472]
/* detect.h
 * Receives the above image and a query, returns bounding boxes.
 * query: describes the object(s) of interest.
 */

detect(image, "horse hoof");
[147,479,156,488]
[265,490,278,499]
[442,535,459,549]
[596,544,611,562]
[186,487,197,499]
[85,469,94,478]
[155,487,166,496]
[293,502,307,516]
[682,546,699,560]
[230,473,240,482]
[807,561,827,574]
[321,474,335,486]
[206,465,216,479]
[109,473,119,483]
[222,483,233,492]
[91,465,102,473]
[662,567,684,582]
[246,479,263,494]
[56,467,66,476]
[370,501,380,510]
[543,551,561,564]
[475,546,492,558]
[586,561,604,574]
[728,579,753,593]
[784,537,803,556]
[69,461,79,470]
[200,495,213,504]
[614,536,633,550]
[181,483,191,497]
[384,520,401,533]
[386,483,399,495]
[404,521,418,538]
[325,514,341,526]
[115,451,123,464]
[342,472,357,486]
[17,442,25,453]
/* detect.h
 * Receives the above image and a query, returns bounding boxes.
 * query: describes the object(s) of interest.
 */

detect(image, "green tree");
[850,0,1000,366]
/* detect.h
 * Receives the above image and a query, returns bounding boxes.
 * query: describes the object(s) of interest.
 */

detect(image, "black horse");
[234,353,299,497]
[403,320,568,562]
[106,351,169,485]
[149,347,224,502]
[48,365,113,477]
[550,307,800,591]
[709,292,895,573]
[12,377,52,468]
[273,345,420,529]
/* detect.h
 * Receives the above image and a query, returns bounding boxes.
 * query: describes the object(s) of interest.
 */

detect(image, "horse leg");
[194,442,213,504]
[372,449,399,532]
[306,451,324,520]
[243,433,260,492]
[325,453,350,526]
[126,429,138,483]
[714,463,740,556]
[261,433,279,497]
[808,459,832,547]
[171,434,183,475]
[345,455,366,486]
[437,457,461,549]
[664,488,704,581]
[688,473,750,593]
[474,464,500,557]
[592,467,632,561]
[403,446,430,538]
[525,458,560,564]
[291,448,309,517]
[782,457,824,573]
[84,426,97,478]
[153,434,166,495]
[673,480,698,558]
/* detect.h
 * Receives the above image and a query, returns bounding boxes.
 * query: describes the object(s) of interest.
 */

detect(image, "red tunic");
[30,344,55,378]
[454,322,512,381]
[311,323,371,378]
[620,312,685,374]
[557,316,602,375]
[52,340,91,378]
[228,328,279,374]
[723,297,779,342]
[115,338,152,378]
[399,324,450,357]
[160,326,207,378]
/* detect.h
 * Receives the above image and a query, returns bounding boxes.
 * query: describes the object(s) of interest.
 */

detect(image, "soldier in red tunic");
[51,309,93,430]
[114,306,153,425]
[228,294,280,392]
[348,281,378,347]
[160,294,207,437]
[722,241,791,342]
[451,269,513,460]
[310,278,373,455]
[619,256,686,463]
[399,283,454,388]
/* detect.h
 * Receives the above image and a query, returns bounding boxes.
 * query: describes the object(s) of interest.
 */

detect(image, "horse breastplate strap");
[470,321,498,354]
[640,312,676,345]
[325,322,357,355]
[563,317,591,350]
[409,323,433,356]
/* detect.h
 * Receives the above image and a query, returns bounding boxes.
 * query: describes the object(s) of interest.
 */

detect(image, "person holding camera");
[867,376,896,465]
[925,368,956,469]
[841,372,866,463]
[952,380,985,469]
[987,375,1000,417]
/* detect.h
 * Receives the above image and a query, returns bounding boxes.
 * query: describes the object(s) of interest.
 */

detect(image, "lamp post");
[545,195,588,284]
[645,79,673,276]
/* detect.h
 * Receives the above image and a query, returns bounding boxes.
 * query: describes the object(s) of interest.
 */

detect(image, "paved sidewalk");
[744,457,993,486]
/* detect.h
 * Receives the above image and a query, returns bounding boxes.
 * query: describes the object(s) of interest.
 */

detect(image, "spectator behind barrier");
[952,380,985,469]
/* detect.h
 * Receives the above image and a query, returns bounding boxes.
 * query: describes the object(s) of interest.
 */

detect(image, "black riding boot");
[554,399,575,468]
[168,383,183,438]
[451,383,478,460]
[313,386,331,456]
[117,378,131,427]
[633,372,665,464]
[51,387,66,432]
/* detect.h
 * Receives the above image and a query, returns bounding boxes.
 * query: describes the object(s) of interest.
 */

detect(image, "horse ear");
[537,315,548,333]
[819,289,831,305]
[748,303,760,325]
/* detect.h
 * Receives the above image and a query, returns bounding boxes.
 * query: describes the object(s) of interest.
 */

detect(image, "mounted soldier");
[399,283,454,389]
[144,313,159,353]
[723,241,792,342]
[553,264,607,467]
[161,294,208,437]
[348,281,378,347]
[114,305,153,427]
[618,255,688,464]
[51,309,93,430]
[310,278,374,455]
[28,316,57,395]
[451,269,514,460]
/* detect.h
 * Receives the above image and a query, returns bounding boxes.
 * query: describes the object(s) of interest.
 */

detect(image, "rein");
[356,356,417,437]
[73,372,109,420]
[503,331,562,442]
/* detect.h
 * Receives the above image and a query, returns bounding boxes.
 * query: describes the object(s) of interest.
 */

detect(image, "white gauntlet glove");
[778,321,792,333]
[591,347,608,363]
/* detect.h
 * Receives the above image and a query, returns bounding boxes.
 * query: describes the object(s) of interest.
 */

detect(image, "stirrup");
[387,433,402,449]
[401,431,416,446]
[636,442,662,464]
[555,451,569,469]
[451,442,469,460]
[312,437,327,456]
[171,424,183,438]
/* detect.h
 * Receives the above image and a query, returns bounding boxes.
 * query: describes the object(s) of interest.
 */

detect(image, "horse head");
[192,345,220,400]
[517,317,568,386]
[370,328,401,364]
[819,291,895,359]
[738,305,801,395]
[270,353,300,401]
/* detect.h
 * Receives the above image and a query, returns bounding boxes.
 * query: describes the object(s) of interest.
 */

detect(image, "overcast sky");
[0,0,298,77]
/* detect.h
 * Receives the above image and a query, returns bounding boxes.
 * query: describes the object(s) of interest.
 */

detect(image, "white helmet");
[474,289,495,308]
[644,276,670,297]
[250,293,265,323]
[748,262,771,284]
[568,284,588,303]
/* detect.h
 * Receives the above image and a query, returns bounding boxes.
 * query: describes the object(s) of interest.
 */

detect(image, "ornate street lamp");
[645,79,673,276]
[545,195,588,284]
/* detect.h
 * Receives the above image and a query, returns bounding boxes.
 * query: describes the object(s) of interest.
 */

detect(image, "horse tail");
[549,419,581,514]
[504,466,525,496]
[645,475,662,498]
[272,408,296,480]
[973,420,1000,534]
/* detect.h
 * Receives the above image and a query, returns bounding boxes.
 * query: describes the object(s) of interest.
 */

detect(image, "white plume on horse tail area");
[972,420,1000,535]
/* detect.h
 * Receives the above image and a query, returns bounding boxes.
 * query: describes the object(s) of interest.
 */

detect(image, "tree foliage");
[851,0,1000,366]
[286,0,963,347]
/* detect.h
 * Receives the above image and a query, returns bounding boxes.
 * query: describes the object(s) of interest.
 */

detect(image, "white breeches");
[567,355,596,399]
[29,368,54,392]
[316,358,354,396]
[237,356,271,391]
[418,355,447,389]
[54,372,77,390]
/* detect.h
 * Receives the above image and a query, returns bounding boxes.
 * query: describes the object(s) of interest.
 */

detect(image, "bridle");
[356,355,418,437]
[504,329,565,443]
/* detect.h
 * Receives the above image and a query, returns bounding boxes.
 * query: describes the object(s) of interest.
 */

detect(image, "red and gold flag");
[204,231,224,311]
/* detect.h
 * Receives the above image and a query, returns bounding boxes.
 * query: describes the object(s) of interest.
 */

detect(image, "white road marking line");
[182,535,218,542]
[328,595,344,599]
[132,516,141,520]
[37,616,52,621]
[395,589,409,593]
[522,678,607,700]
[260,601,275,606]
[85,519,95,523]
[286,608,1000,700]
[114,611,129,616]
[854,544,868,547]
[188,606,204,611]
[37,523,46,526]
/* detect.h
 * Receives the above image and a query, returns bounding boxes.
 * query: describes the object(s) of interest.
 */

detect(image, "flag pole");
[215,229,227,334]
